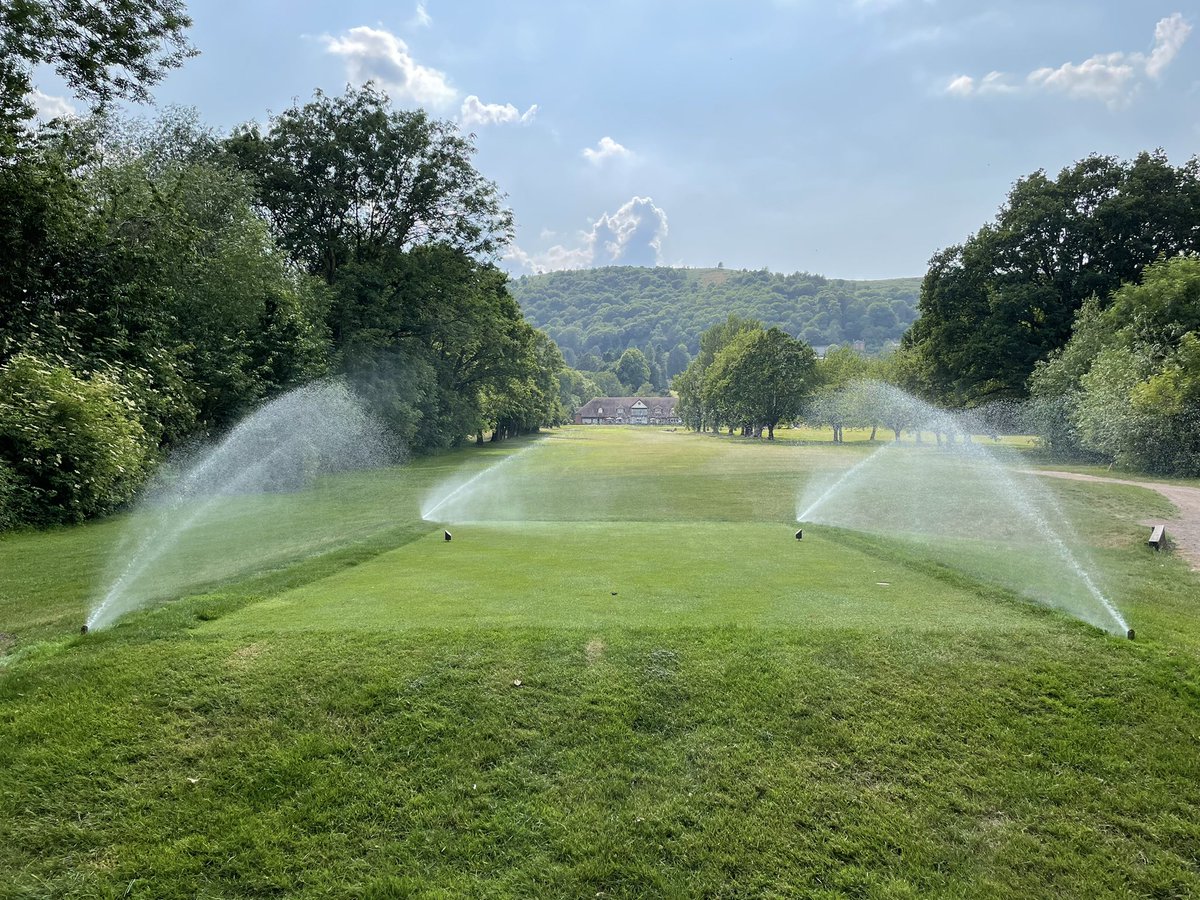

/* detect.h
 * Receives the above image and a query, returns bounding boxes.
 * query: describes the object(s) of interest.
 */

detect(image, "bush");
[0,461,34,531]
[0,355,154,523]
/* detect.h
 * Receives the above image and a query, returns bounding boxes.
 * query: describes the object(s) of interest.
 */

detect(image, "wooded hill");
[510,267,920,369]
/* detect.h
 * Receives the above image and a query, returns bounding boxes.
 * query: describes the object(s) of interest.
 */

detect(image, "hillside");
[510,266,921,370]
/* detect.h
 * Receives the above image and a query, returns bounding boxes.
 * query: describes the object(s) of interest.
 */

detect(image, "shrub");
[0,355,154,523]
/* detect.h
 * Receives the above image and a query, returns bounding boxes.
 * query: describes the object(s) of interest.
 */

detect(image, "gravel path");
[1036,470,1200,570]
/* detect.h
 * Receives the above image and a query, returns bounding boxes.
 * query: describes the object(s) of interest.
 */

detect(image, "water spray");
[797,442,892,523]
[792,380,1133,638]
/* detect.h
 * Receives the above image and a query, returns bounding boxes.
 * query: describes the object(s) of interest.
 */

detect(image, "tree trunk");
[767,423,775,440]
[476,429,484,445]
[869,425,877,441]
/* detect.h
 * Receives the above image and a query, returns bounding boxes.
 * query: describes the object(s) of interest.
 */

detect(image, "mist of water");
[796,382,1129,636]
[88,381,396,631]
[420,441,544,522]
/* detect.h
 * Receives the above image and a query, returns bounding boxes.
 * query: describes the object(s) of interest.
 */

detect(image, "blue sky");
[32,1,1200,279]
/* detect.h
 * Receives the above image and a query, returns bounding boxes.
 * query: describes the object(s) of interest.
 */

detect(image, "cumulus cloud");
[1026,53,1139,104]
[944,13,1192,107]
[1146,13,1191,79]
[460,95,538,127]
[506,196,669,274]
[945,71,1017,97]
[323,26,456,107]
[27,89,76,120]
[582,136,632,165]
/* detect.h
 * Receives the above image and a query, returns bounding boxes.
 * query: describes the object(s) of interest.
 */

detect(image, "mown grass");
[2,426,1199,898]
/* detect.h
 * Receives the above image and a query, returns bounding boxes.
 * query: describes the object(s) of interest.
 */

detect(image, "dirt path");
[1035,470,1200,570]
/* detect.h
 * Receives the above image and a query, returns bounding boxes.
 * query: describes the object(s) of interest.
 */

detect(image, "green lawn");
[2,426,1199,898]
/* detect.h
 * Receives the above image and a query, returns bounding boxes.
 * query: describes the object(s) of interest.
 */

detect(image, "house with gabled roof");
[573,397,681,426]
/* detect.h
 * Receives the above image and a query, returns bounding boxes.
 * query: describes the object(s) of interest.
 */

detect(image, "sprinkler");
[795,529,803,540]
[80,624,89,635]
[1127,628,1135,641]
[444,530,452,542]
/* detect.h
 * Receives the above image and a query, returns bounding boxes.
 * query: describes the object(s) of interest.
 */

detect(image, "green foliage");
[0,354,153,524]
[702,327,817,438]
[224,84,513,284]
[673,315,763,432]
[907,152,1200,405]
[512,266,919,370]
[0,459,33,530]
[1029,255,1200,474]
[224,87,560,451]
[0,0,195,127]
[614,347,651,393]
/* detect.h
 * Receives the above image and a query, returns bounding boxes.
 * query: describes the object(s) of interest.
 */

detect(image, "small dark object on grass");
[611,591,617,596]
[444,530,452,542]
[80,624,88,635]
[795,529,803,540]
[1127,629,1136,641]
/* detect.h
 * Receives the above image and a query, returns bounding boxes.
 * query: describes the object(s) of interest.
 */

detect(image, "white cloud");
[943,71,1017,97]
[28,89,76,120]
[323,26,456,107]
[582,136,632,165]
[1026,52,1139,105]
[1146,13,1191,79]
[944,13,1191,108]
[411,2,432,29]
[460,95,538,127]
[507,196,668,274]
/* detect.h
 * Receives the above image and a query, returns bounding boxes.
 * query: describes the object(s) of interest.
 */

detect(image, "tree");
[673,316,762,432]
[1,0,195,127]
[615,347,651,393]
[906,152,1200,405]
[667,343,691,378]
[224,85,513,285]
[703,327,817,439]
[1029,254,1200,474]
[1,112,330,443]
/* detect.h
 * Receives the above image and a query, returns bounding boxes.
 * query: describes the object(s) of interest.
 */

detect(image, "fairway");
[3,427,1200,898]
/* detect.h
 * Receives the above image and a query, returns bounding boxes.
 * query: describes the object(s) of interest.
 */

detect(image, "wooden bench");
[1148,525,1166,550]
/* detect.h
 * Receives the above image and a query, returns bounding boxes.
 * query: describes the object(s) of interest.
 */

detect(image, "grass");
[2,426,1200,898]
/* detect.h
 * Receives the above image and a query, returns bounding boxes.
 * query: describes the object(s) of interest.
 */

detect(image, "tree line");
[902,151,1200,475]
[1,9,576,528]
[512,266,919,369]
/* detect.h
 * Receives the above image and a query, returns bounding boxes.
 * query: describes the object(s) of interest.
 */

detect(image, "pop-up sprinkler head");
[795,529,803,540]
[1127,628,1135,641]
[80,624,89,635]
[444,530,452,542]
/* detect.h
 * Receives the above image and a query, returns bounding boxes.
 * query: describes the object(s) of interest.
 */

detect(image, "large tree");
[1,0,195,127]
[225,85,513,285]
[905,152,1200,405]
[702,326,817,439]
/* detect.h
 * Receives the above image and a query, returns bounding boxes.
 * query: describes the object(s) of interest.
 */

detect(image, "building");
[574,397,681,426]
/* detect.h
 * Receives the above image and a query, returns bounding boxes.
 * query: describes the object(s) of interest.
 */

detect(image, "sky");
[31,1,1200,279]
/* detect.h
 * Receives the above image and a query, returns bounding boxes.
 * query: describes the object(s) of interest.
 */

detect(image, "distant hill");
[510,266,921,369]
